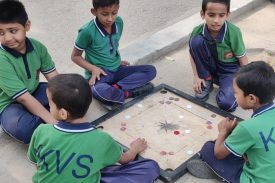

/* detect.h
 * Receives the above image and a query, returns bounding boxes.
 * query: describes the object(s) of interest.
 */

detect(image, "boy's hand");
[121,60,130,66]
[193,76,205,93]
[218,117,237,135]
[130,138,148,154]
[89,66,107,85]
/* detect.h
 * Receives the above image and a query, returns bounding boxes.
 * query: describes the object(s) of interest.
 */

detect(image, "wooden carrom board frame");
[91,84,242,183]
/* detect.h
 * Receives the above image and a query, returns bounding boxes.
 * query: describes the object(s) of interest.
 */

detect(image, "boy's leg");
[0,83,49,144]
[189,35,217,101]
[92,65,156,104]
[189,35,217,79]
[216,63,240,112]
[100,159,160,183]
[92,70,126,104]
[113,65,156,90]
[199,141,244,183]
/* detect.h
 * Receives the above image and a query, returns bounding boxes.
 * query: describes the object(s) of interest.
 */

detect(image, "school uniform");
[189,21,246,112]
[74,16,156,104]
[0,38,56,143]
[28,121,160,183]
[200,102,275,183]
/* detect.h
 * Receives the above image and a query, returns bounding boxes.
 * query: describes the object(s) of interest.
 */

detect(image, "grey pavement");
[1,0,275,183]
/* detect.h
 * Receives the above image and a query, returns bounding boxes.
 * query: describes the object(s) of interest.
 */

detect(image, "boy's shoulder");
[27,37,43,46]
[33,124,115,143]
[35,123,53,132]
[115,16,123,24]
[238,108,275,131]
[191,23,204,36]
[28,37,49,50]
[225,21,242,33]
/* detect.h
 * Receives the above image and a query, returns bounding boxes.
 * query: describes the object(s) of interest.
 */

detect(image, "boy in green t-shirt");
[28,74,160,183]
[189,0,248,112]
[0,0,58,144]
[187,61,275,183]
[71,0,156,110]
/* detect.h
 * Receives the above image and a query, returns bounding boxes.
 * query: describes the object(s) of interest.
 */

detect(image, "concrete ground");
[1,0,275,183]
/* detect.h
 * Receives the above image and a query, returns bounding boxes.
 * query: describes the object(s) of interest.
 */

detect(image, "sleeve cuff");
[224,141,243,157]
[11,88,28,99]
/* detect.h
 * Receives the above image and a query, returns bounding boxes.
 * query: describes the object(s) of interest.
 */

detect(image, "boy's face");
[201,2,229,34]
[233,79,251,110]
[0,21,30,53]
[91,4,119,30]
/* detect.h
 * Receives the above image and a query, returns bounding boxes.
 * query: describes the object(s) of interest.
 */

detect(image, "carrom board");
[92,84,241,183]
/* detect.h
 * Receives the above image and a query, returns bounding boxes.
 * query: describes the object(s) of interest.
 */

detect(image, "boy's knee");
[145,65,157,80]
[189,35,205,49]
[1,104,41,144]
[92,84,109,100]
[217,95,237,112]
[199,141,215,161]
[216,88,237,112]
[141,159,160,179]
[1,119,34,144]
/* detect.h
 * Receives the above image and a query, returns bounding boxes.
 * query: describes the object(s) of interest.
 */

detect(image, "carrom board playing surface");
[92,84,241,182]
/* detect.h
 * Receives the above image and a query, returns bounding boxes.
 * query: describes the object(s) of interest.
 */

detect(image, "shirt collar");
[94,17,118,37]
[202,21,227,42]
[54,121,96,133]
[0,38,34,58]
[252,102,275,118]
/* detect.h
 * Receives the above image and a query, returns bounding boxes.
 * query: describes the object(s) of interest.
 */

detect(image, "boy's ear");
[248,94,258,105]
[25,20,31,32]
[91,8,96,16]
[200,10,205,19]
[59,108,69,121]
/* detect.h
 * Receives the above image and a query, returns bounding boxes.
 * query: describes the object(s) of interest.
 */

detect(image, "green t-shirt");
[28,122,122,183]
[225,103,275,183]
[0,38,55,113]
[190,21,246,63]
[75,16,123,79]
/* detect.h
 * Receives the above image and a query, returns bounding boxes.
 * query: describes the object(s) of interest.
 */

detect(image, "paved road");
[22,0,201,47]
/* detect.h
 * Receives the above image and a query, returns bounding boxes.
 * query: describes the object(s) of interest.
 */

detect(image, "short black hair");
[47,74,92,119]
[234,61,275,104]
[202,0,230,13]
[92,0,119,10]
[0,0,28,26]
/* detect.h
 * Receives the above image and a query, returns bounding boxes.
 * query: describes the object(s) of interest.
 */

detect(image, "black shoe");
[195,80,213,101]
[187,159,218,179]
[131,83,154,98]
[101,102,122,111]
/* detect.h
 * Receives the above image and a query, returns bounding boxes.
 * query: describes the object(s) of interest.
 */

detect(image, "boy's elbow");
[214,146,229,160]
[214,151,225,160]
[119,152,135,164]
[71,54,77,63]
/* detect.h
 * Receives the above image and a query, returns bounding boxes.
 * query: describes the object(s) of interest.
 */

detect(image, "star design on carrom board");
[158,120,179,133]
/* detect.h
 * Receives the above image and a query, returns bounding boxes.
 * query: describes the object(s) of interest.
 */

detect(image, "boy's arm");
[239,55,248,66]
[189,53,205,93]
[71,48,106,85]
[214,118,237,159]
[16,92,57,124]
[44,70,58,81]
[119,138,147,164]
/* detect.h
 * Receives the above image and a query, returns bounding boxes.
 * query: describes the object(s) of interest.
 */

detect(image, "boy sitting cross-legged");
[187,61,275,183]
[0,0,58,144]
[71,0,156,110]
[27,74,160,183]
